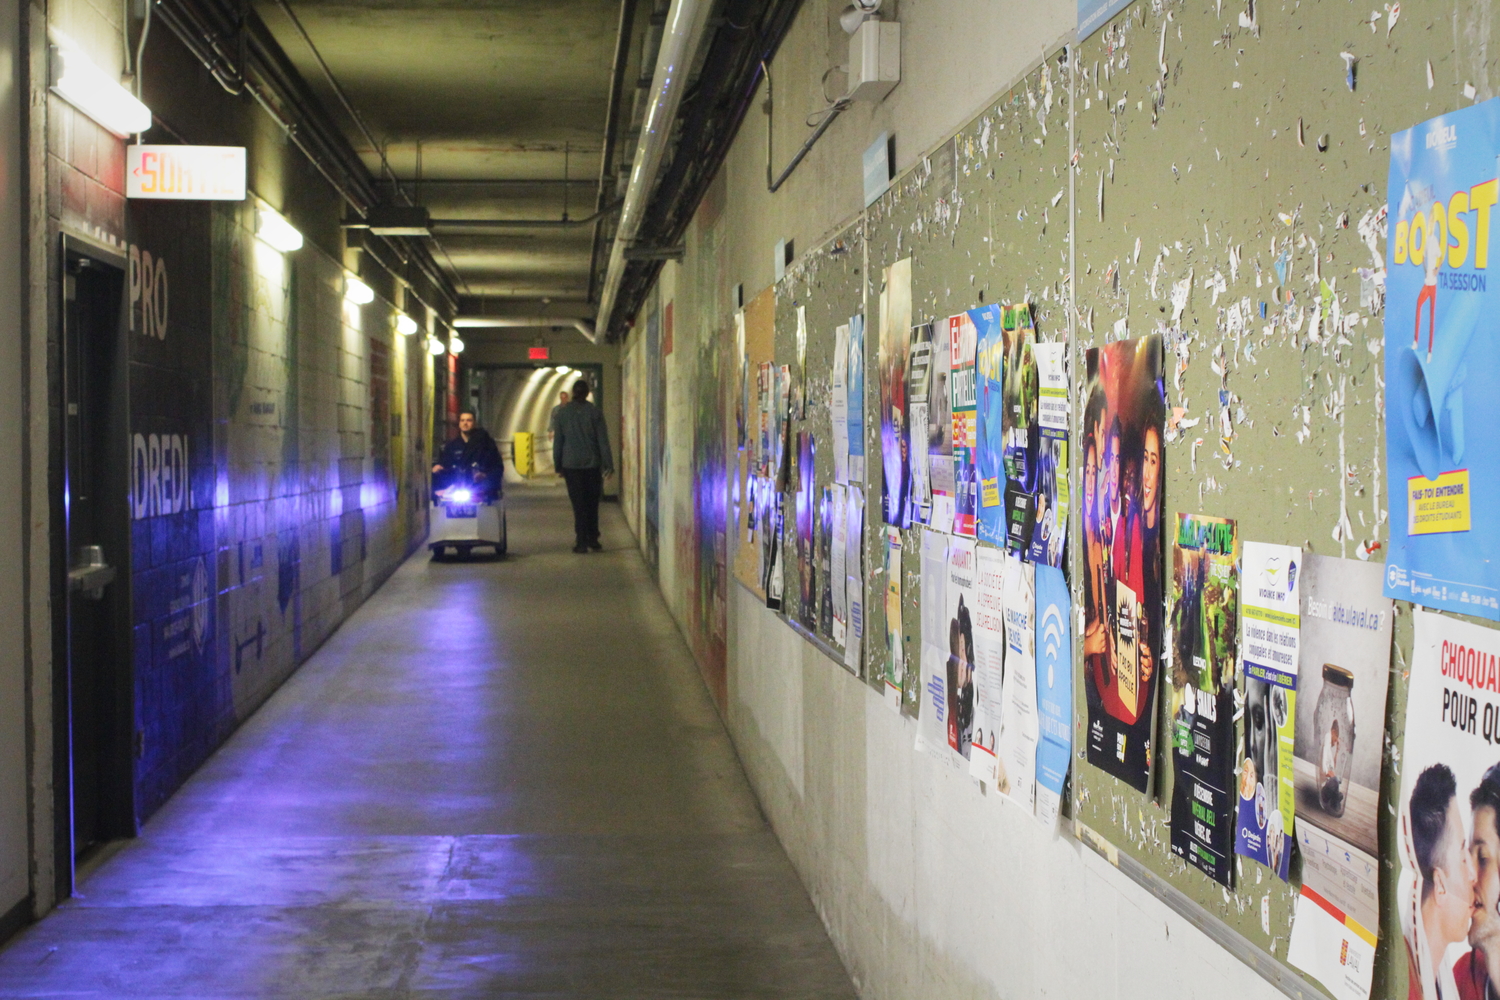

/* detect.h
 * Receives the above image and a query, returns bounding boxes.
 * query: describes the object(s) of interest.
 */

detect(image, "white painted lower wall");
[726,583,1286,1000]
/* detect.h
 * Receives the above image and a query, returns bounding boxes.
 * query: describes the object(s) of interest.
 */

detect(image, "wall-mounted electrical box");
[847,20,900,102]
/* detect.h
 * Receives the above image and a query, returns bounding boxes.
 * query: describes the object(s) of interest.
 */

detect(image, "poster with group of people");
[1082,334,1166,794]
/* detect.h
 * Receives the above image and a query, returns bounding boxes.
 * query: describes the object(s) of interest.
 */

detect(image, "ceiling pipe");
[429,201,623,231]
[593,0,714,344]
[588,0,638,305]
[454,317,597,340]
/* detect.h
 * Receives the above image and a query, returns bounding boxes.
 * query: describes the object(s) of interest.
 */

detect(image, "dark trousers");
[561,467,603,545]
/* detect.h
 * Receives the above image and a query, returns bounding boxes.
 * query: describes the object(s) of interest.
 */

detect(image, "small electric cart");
[428,481,507,560]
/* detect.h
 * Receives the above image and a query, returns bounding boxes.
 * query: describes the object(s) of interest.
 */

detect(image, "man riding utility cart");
[429,411,508,559]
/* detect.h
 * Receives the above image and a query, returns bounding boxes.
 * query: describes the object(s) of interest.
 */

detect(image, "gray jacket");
[550,400,613,473]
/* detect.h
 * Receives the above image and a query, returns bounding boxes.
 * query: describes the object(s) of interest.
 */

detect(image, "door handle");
[68,545,116,599]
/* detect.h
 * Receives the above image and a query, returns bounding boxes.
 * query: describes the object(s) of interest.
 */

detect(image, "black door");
[58,238,133,888]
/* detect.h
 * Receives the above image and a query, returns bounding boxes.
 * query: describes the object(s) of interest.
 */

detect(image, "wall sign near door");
[126,145,246,201]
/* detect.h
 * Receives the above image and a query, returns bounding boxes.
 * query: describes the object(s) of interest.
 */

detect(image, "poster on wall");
[880,260,913,527]
[833,323,850,485]
[849,315,866,483]
[818,486,834,637]
[1395,609,1500,1000]
[764,497,784,611]
[974,306,1006,547]
[945,536,978,760]
[1001,304,1038,556]
[796,432,817,629]
[1034,565,1072,829]
[1030,341,1069,568]
[1285,556,1391,1000]
[907,323,935,524]
[916,526,951,758]
[1384,100,1500,621]
[795,305,809,418]
[832,484,848,646]
[844,487,865,675]
[882,526,904,709]
[1167,513,1240,888]
[1233,542,1301,882]
[736,310,748,451]
[1081,334,1165,793]
[951,307,984,537]
[969,546,1007,784]
[996,556,1037,812]
[927,315,956,531]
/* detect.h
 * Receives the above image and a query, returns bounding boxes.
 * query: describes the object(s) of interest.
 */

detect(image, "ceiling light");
[256,206,303,253]
[344,274,374,305]
[427,335,446,356]
[396,314,418,336]
[50,36,152,137]
[447,336,465,355]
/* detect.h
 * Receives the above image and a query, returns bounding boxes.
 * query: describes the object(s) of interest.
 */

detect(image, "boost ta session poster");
[1384,99,1500,619]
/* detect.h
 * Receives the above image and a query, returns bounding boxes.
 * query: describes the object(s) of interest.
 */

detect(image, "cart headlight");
[450,488,472,503]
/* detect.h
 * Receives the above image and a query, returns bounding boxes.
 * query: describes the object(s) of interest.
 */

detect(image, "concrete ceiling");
[255,0,626,313]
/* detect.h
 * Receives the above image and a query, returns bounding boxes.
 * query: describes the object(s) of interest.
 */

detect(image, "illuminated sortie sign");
[126,145,246,201]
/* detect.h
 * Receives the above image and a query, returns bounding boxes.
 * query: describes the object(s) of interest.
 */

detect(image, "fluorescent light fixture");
[396,314,418,336]
[447,336,466,355]
[427,336,446,356]
[256,206,303,253]
[50,36,152,137]
[344,274,374,305]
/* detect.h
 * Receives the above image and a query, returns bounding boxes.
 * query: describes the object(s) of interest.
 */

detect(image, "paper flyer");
[795,305,808,419]
[1082,334,1166,793]
[927,315,956,532]
[974,305,1006,547]
[795,432,817,630]
[950,307,985,537]
[844,487,865,675]
[1392,609,1500,1000]
[735,309,748,452]
[945,536,978,760]
[969,546,1007,784]
[1233,542,1301,881]
[1030,340,1069,568]
[1034,565,1072,830]
[818,486,834,637]
[880,260,912,527]
[764,495,784,611]
[917,527,951,753]
[1000,304,1038,557]
[1287,556,1391,953]
[1167,513,1240,888]
[848,314,866,483]
[907,324,935,525]
[1286,890,1378,1000]
[882,525,904,710]
[832,484,848,646]
[996,555,1037,812]
[1384,100,1500,620]
[833,323,850,486]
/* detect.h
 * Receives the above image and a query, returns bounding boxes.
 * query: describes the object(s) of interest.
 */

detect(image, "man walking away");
[551,378,613,553]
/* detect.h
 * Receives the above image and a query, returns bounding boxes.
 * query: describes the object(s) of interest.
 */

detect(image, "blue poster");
[1034,565,1072,827]
[848,314,866,482]
[1384,99,1500,619]
[1077,0,1125,42]
[975,305,1006,547]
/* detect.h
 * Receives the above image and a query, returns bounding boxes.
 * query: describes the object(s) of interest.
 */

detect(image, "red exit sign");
[528,346,550,360]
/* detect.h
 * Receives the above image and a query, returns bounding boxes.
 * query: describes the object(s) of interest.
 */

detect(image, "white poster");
[916,527,953,760]
[844,487,865,674]
[969,546,1007,785]
[995,556,1037,812]
[831,484,848,646]
[833,323,850,485]
[943,536,979,761]
[1286,556,1391,1000]
[1393,609,1500,1000]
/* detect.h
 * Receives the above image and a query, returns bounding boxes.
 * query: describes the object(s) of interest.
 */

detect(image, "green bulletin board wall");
[747,1,1498,995]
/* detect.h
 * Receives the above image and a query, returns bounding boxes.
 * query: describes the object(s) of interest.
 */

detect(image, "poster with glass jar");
[1285,555,1391,1000]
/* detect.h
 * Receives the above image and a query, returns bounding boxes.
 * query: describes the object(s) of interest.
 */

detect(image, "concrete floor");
[0,486,857,999]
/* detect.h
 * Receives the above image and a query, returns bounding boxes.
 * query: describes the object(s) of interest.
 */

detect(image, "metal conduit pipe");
[587,0,638,304]
[453,317,597,339]
[593,0,714,344]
